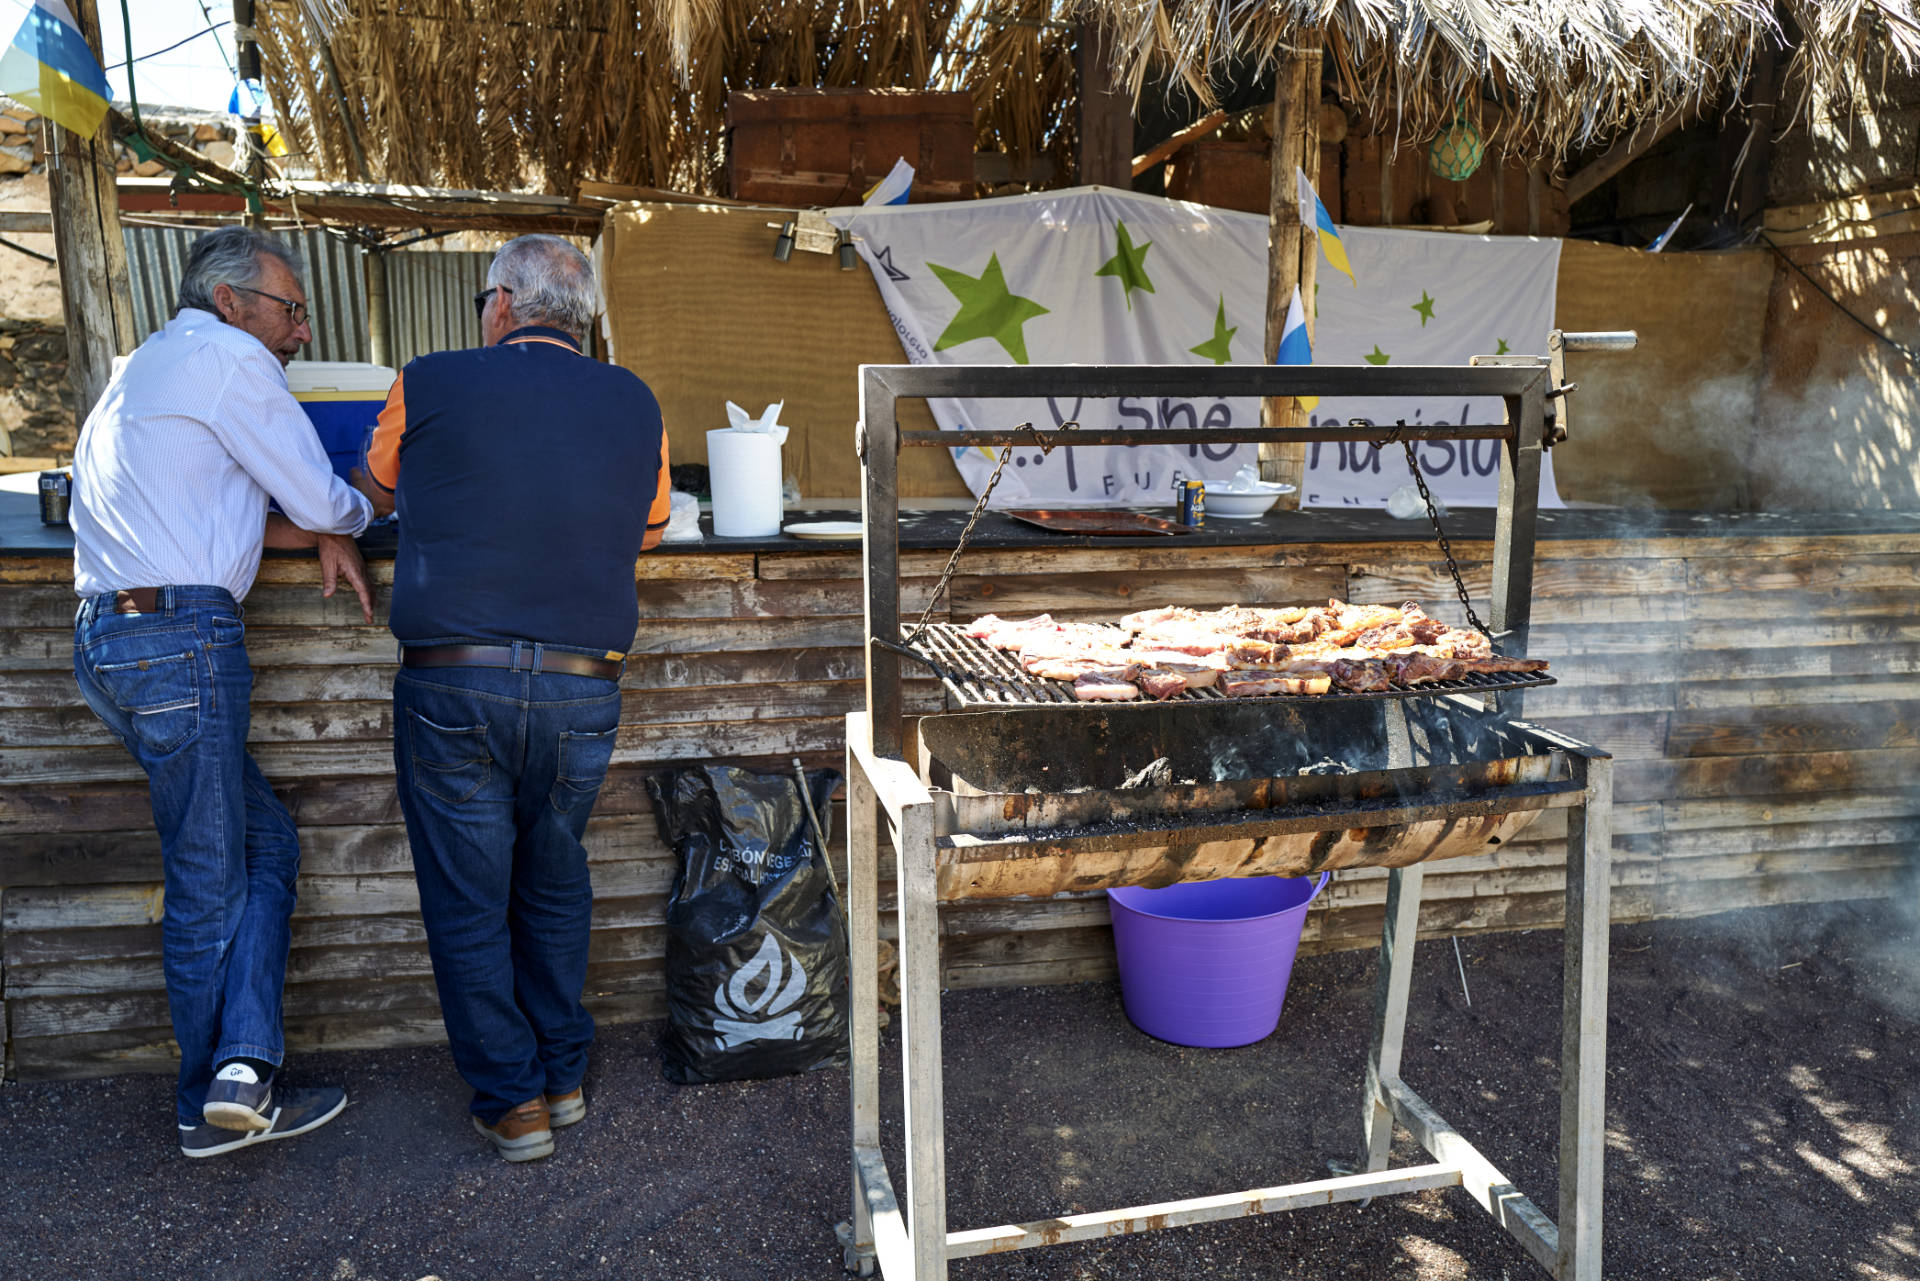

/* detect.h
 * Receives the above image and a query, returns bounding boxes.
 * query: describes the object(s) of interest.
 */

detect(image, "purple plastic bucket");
[1107,873,1330,1048]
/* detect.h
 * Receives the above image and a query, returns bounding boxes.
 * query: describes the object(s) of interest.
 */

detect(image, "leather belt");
[402,644,623,681]
[114,587,162,614]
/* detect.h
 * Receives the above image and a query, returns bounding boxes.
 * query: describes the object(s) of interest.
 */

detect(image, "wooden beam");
[946,1165,1464,1258]
[45,0,135,423]
[0,212,52,233]
[1074,16,1133,188]
[114,178,605,235]
[1131,109,1229,177]
[1565,110,1691,205]
[1762,185,1920,245]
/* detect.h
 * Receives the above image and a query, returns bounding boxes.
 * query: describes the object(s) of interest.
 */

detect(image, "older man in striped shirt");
[69,226,374,1158]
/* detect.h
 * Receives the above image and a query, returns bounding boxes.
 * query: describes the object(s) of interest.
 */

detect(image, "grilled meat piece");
[1026,656,1140,683]
[1327,657,1392,692]
[1135,668,1192,700]
[971,614,1057,649]
[1073,672,1141,701]
[1220,670,1333,697]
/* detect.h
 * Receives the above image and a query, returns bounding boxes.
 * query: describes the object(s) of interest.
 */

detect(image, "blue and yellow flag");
[1296,166,1356,285]
[1274,284,1318,411]
[229,78,289,158]
[0,0,110,139]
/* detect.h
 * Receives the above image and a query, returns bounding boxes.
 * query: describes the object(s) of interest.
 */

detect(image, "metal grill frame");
[909,621,1558,708]
[843,359,1616,1281]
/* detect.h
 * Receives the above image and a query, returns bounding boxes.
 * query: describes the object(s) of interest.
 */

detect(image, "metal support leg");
[1362,864,1425,1171]
[843,741,882,1276]
[897,796,948,1280]
[1558,757,1612,1281]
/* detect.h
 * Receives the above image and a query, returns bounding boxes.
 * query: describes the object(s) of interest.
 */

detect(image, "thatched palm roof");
[259,1,1919,195]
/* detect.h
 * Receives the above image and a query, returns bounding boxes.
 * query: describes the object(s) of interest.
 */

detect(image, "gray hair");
[487,234,596,339]
[176,226,303,316]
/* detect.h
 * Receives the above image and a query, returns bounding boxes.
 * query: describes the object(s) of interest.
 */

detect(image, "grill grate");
[906,623,1557,710]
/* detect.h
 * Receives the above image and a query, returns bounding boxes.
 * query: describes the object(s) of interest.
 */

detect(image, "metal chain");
[901,420,1079,647]
[1368,420,1493,638]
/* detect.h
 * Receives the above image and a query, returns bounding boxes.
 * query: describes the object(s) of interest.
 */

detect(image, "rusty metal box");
[726,88,975,206]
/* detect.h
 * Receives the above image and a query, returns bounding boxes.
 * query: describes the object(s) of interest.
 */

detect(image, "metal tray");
[1006,509,1193,536]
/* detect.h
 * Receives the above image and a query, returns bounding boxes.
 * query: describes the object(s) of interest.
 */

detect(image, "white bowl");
[1205,484,1295,519]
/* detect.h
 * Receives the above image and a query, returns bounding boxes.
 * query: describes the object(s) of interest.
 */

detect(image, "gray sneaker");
[180,1085,347,1158]
[203,1061,275,1131]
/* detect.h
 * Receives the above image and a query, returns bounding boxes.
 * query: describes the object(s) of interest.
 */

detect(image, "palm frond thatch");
[254,1,1920,196]
[1085,0,1920,155]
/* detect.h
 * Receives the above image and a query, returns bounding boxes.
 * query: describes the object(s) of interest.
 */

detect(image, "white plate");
[782,520,864,541]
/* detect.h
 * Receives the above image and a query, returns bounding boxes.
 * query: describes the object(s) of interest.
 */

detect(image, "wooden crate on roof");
[726,88,976,206]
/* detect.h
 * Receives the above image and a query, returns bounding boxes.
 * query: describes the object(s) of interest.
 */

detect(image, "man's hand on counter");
[350,466,396,520]
[316,531,375,623]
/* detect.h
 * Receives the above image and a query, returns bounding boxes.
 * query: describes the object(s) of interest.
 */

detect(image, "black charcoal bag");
[647,764,848,1084]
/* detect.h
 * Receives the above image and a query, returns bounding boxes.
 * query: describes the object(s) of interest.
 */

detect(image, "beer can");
[37,471,71,527]
[1180,478,1206,528]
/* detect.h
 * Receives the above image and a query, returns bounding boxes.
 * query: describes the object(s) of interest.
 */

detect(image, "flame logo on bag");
[712,934,808,1048]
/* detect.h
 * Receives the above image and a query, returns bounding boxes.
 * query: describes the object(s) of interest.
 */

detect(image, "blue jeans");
[392,657,620,1124]
[72,586,300,1127]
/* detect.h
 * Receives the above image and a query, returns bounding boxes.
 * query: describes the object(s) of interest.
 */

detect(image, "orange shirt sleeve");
[365,371,407,492]
[641,427,671,551]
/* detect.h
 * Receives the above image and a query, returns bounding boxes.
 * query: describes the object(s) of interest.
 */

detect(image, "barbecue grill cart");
[840,346,1629,1280]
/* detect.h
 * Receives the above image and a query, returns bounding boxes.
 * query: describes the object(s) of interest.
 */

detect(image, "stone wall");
[0,321,73,460]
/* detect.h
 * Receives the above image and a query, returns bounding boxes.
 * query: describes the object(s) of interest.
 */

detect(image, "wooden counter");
[5,496,1918,1080]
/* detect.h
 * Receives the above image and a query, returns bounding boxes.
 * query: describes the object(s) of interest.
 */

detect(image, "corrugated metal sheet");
[386,251,491,366]
[123,227,370,361]
[122,228,493,368]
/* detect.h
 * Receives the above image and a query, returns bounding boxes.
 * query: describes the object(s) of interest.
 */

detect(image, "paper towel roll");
[706,429,784,538]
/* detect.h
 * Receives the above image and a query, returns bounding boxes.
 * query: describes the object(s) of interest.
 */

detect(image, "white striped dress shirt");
[71,308,373,601]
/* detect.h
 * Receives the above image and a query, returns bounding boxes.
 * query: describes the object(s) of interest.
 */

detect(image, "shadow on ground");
[2,900,1915,1281]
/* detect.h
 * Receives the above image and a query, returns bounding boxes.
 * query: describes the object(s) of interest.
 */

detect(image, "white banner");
[831,187,1563,509]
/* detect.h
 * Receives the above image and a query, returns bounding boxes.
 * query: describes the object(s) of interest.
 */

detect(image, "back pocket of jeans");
[407,710,491,805]
[90,650,200,754]
[550,726,618,813]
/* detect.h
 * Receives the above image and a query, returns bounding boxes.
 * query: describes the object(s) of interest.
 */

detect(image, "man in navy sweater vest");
[356,235,669,1161]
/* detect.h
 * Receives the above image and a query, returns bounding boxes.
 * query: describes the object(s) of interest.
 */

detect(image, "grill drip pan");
[906,623,1557,710]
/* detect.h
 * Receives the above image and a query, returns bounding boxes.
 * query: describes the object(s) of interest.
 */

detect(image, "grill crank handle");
[1545,329,1637,446]
[869,634,970,686]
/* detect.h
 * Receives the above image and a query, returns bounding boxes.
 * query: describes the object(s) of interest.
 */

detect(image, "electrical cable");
[1759,233,1920,368]
[0,234,56,265]
[107,21,231,72]
[196,0,237,77]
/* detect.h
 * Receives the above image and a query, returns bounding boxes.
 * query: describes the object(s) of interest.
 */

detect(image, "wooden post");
[1074,16,1133,188]
[45,0,135,425]
[365,247,392,368]
[1713,42,1778,239]
[1260,29,1323,504]
[233,0,266,228]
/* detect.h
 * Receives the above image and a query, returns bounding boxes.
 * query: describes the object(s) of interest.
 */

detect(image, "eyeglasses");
[233,285,309,327]
[473,285,514,321]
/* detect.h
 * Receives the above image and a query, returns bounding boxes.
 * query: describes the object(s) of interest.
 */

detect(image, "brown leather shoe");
[471,1097,554,1163]
[545,1087,585,1129]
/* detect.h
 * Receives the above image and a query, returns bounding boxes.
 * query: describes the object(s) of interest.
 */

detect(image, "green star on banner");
[1190,296,1237,364]
[1364,345,1391,365]
[1495,338,1511,355]
[1094,220,1155,310]
[1411,291,1437,326]
[928,253,1051,364]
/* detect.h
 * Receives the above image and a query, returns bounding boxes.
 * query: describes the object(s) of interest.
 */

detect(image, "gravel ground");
[3,899,1916,1281]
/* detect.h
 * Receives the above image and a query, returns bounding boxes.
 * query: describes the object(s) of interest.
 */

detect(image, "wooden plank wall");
[4,531,1915,1079]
